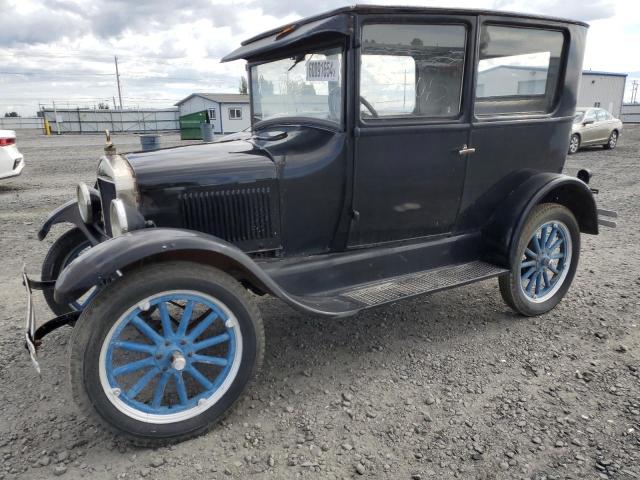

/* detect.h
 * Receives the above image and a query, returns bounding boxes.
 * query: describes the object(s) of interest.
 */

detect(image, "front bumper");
[22,266,80,374]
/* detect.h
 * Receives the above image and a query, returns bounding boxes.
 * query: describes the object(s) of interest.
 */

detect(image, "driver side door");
[348,15,474,246]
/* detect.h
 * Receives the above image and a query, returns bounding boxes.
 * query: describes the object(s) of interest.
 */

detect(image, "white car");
[0,130,24,179]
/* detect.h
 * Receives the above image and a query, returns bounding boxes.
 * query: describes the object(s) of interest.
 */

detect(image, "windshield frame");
[247,40,347,131]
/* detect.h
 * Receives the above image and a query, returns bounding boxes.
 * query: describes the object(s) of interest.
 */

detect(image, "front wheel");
[41,228,96,315]
[499,203,580,316]
[69,261,264,445]
[603,130,618,150]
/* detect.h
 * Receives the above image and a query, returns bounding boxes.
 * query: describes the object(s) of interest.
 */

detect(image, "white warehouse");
[175,93,250,137]
[477,67,627,117]
[578,71,627,117]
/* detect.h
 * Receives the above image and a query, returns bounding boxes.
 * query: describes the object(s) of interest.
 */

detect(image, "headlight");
[110,198,146,237]
[110,199,129,236]
[76,182,100,224]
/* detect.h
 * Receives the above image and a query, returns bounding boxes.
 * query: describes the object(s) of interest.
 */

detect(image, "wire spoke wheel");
[518,221,572,303]
[99,291,242,423]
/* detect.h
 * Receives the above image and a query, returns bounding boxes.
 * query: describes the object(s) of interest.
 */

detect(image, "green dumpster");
[179,111,207,140]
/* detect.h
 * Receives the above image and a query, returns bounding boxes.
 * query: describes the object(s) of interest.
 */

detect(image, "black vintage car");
[23,6,617,444]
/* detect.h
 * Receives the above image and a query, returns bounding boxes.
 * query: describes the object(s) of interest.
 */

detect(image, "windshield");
[250,46,343,124]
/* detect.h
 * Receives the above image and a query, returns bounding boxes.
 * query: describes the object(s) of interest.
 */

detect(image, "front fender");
[482,173,598,267]
[53,228,323,314]
[38,199,102,245]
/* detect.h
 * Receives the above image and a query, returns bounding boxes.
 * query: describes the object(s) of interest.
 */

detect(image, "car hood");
[125,139,276,190]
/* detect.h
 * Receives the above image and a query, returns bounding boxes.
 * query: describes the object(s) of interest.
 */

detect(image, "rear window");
[475,25,565,116]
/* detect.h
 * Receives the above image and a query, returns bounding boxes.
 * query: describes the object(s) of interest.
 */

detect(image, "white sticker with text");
[306,59,340,82]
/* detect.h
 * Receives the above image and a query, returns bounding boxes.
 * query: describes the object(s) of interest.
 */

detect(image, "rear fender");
[482,173,597,267]
[38,199,102,245]
[53,227,317,314]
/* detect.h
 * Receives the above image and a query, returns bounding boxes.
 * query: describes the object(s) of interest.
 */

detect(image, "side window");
[229,108,242,120]
[475,25,565,116]
[584,109,596,122]
[596,109,607,121]
[360,23,466,119]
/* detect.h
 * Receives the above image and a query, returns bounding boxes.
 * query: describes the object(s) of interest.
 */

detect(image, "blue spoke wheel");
[69,261,263,445]
[99,291,242,423]
[518,220,572,303]
[499,203,580,317]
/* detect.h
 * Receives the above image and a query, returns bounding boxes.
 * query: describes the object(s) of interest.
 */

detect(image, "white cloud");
[1,0,638,115]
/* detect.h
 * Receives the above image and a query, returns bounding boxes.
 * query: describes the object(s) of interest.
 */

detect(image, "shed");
[476,67,627,117]
[175,93,250,138]
[577,71,627,117]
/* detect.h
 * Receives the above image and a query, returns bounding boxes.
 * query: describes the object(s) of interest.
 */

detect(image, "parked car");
[0,130,24,180]
[23,6,617,445]
[569,108,623,154]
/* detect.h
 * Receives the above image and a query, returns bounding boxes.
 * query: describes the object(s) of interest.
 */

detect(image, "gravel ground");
[0,129,638,480]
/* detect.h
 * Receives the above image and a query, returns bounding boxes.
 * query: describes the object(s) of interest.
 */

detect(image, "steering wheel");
[360,96,378,118]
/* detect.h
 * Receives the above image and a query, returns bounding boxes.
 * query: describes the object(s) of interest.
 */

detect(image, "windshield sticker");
[306,59,340,82]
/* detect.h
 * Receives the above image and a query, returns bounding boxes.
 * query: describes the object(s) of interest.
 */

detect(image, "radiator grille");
[97,177,116,235]
[179,186,280,250]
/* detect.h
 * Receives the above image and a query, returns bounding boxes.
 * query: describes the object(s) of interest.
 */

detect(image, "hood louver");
[179,183,281,252]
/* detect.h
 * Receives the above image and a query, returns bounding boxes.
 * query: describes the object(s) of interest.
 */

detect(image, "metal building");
[577,71,627,117]
[621,103,640,123]
[476,68,627,118]
[175,93,250,135]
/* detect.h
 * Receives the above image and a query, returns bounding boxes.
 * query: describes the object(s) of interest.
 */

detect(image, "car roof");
[222,4,588,63]
[243,5,588,45]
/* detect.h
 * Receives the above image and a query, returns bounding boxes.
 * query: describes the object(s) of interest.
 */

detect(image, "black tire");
[69,261,264,446]
[41,228,93,316]
[603,130,618,150]
[499,203,580,316]
[568,133,580,154]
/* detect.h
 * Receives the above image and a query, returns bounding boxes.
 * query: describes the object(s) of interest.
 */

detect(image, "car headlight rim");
[110,199,129,237]
[77,182,93,224]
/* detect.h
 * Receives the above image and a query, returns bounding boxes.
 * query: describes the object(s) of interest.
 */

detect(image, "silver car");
[568,107,623,154]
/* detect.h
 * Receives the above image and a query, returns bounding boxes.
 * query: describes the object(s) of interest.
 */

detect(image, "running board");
[337,261,506,308]
[281,261,508,316]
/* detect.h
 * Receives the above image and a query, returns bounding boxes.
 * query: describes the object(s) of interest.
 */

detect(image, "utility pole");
[114,55,123,110]
[631,80,639,104]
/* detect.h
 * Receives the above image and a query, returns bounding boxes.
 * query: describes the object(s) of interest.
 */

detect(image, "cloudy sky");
[1,0,639,115]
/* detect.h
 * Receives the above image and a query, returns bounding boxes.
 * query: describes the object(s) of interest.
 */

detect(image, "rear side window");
[475,25,565,116]
[360,23,467,119]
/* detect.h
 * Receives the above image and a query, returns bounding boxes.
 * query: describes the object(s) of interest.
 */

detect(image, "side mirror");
[583,119,595,125]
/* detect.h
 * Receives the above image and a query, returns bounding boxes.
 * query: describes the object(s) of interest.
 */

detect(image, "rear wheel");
[41,228,96,315]
[603,130,618,149]
[568,134,580,154]
[69,261,264,446]
[499,204,580,316]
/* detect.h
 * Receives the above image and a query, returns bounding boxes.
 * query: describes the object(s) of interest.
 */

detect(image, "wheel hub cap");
[171,351,186,371]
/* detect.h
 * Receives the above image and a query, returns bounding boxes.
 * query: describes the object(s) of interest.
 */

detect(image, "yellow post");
[44,119,51,136]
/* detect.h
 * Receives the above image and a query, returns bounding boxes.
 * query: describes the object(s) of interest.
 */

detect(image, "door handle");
[458,144,476,155]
